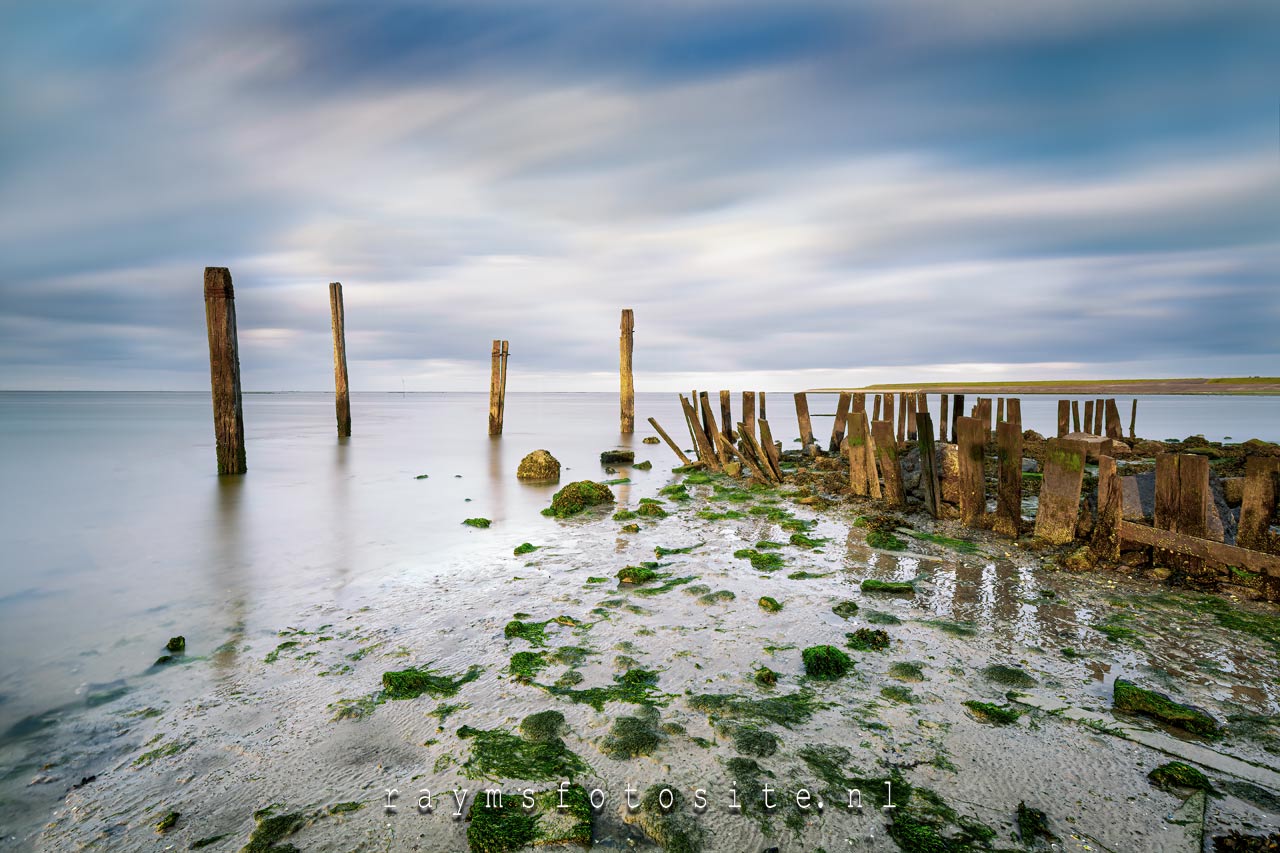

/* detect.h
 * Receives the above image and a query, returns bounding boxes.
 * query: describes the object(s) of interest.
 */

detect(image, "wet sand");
[14,464,1280,852]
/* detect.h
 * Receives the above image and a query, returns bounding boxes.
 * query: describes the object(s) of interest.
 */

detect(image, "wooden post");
[1129,399,1138,440]
[719,390,734,443]
[204,267,246,475]
[738,425,780,485]
[1104,399,1123,440]
[1093,399,1104,436]
[488,340,508,436]
[1056,400,1070,437]
[1071,400,1081,433]
[1034,438,1087,544]
[1092,455,1121,561]
[1238,457,1280,553]
[648,417,691,465]
[619,309,634,433]
[872,420,903,506]
[742,391,756,441]
[994,421,1022,537]
[699,392,726,464]
[681,395,720,471]
[1154,453,1210,571]
[829,391,852,452]
[758,418,783,481]
[793,392,815,452]
[1006,397,1021,427]
[996,397,1005,425]
[955,416,986,526]
[759,391,767,420]
[895,393,907,442]
[939,394,949,443]
[328,282,351,437]
[977,398,993,436]
[872,394,882,421]
[905,393,917,441]
[951,394,964,444]
[1082,400,1095,436]
[917,412,940,518]
[847,412,872,496]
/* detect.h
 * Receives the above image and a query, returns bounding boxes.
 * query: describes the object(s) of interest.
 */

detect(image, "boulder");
[1222,477,1245,507]
[516,449,561,482]
[600,450,635,464]
[1021,457,1039,474]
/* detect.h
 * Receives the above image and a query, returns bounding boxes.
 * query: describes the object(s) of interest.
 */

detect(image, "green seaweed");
[240,806,306,853]
[655,543,701,556]
[754,539,784,549]
[600,712,663,759]
[620,523,641,533]
[458,721,588,781]
[921,619,976,637]
[910,531,979,554]
[547,668,665,710]
[635,576,698,596]
[327,801,363,815]
[697,590,735,605]
[963,700,1020,725]
[382,665,483,700]
[133,739,191,767]
[165,637,186,653]
[802,645,852,680]
[636,502,669,519]
[513,543,538,556]
[520,710,567,743]
[866,530,907,550]
[466,784,591,853]
[865,609,902,625]
[634,460,653,470]
[504,619,550,646]
[787,570,831,580]
[832,601,859,619]
[689,690,822,728]
[617,565,661,584]
[509,652,547,683]
[463,518,492,528]
[758,596,783,613]
[754,667,778,688]
[1113,679,1220,737]
[696,509,747,521]
[683,471,714,485]
[659,484,692,501]
[263,641,299,664]
[543,481,615,518]
[719,722,778,757]
[733,548,785,571]
[845,628,890,652]
[880,685,915,704]
[1016,801,1055,845]
[1148,761,1214,793]
[888,661,924,681]
[155,810,179,833]
[861,578,915,594]
[612,509,638,521]
[788,533,828,548]
[980,664,1037,688]
[630,784,704,853]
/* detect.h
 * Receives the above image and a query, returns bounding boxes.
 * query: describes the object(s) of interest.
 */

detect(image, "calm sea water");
[0,389,1277,848]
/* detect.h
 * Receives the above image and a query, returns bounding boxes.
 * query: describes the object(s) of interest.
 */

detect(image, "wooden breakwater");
[650,389,1280,603]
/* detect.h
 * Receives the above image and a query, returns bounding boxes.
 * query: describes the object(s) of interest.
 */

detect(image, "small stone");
[642,436,660,444]
[517,450,561,482]
[600,450,635,464]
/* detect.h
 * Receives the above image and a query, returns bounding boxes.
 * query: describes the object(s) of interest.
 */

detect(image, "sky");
[1,0,1278,392]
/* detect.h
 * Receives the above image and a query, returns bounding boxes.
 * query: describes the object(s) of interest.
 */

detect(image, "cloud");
[0,0,1276,390]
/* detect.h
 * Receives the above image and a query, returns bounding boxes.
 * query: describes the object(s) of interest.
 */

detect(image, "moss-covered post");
[1091,455,1121,561]
[1238,457,1280,553]
[793,392,815,452]
[619,309,634,433]
[328,282,351,437]
[951,394,963,444]
[994,421,1022,537]
[871,419,903,506]
[204,267,246,475]
[917,411,940,517]
[1072,400,1081,433]
[829,391,852,452]
[847,412,872,497]
[955,416,986,526]
[1057,400,1069,437]
[742,391,756,440]
[1129,399,1138,440]
[1034,438,1087,544]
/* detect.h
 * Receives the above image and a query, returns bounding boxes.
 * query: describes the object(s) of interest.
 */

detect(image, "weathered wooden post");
[1104,399,1123,440]
[884,394,896,439]
[977,397,993,436]
[871,420,903,506]
[1129,399,1138,440]
[328,282,351,437]
[1006,397,1021,427]
[996,397,1005,425]
[847,412,872,497]
[1091,455,1121,561]
[1082,400,1095,435]
[759,391,767,420]
[1057,400,1069,437]
[896,393,907,442]
[204,267,246,475]
[719,390,734,443]
[758,418,783,480]
[648,417,691,465]
[872,394,882,421]
[917,412,940,518]
[905,393,917,441]
[1071,400,1081,433]
[939,394,949,443]
[829,391,852,452]
[955,416,986,526]
[793,392,815,452]
[1154,453,1210,570]
[680,395,720,471]
[1093,399,1105,435]
[699,392,726,463]
[619,309,634,433]
[994,421,1022,537]
[1034,438,1087,544]
[488,339,509,435]
[743,391,756,440]
[951,394,964,444]
[1238,458,1280,552]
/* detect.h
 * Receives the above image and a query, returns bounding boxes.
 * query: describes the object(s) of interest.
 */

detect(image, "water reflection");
[209,476,246,678]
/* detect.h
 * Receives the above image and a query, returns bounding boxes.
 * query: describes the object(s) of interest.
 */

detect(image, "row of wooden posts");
[202,266,639,474]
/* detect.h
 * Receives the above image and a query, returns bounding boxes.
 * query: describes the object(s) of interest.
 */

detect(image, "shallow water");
[1,391,1279,851]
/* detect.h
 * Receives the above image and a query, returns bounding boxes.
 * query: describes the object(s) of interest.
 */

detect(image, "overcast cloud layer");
[2,1,1278,391]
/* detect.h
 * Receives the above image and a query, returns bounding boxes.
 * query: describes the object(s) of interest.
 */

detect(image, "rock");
[1222,477,1245,507]
[723,461,742,478]
[1061,546,1095,572]
[1120,476,1146,521]
[642,436,660,445]
[516,449,561,482]
[1109,440,1132,455]
[600,450,635,464]
[937,443,960,504]
[1021,457,1039,473]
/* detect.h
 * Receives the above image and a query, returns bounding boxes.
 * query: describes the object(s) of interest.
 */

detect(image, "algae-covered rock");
[642,436,660,445]
[981,664,1037,688]
[600,713,662,759]
[516,449,561,482]
[543,481,615,518]
[635,501,668,519]
[832,601,859,619]
[466,784,591,853]
[513,542,537,556]
[1148,761,1214,793]
[861,578,915,594]
[520,710,568,744]
[618,565,659,584]
[154,810,179,833]
[1113,679,1220,737]
[600,450,635,464]
[845,628,890,652]
[165,636,185,653]
[620,523,640,533]
[241,806,306,853]
[624,784,705,853]
[964,700,1021,725]
[802,645,852,680]
[758,596,782,613]
[754,667,778,687]
[634,460,653,470]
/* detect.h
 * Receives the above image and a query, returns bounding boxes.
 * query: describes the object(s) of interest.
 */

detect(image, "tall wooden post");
[939,394,949,443]
[1238,458,1280,552]
[489,339,509,435]
[955,416,985,526]
[996,397,1005,425]
[619,309,634,433]
[994,421,1022,538]
[896,393,907,442]
[872,419,904,507]
[917,412,940,518]
[204,267,246,475]
[872,394,882,421]
[328,282,351,437]
[758,391,767,420]
[1082,400,1095,435]
[1056,400,1070,437]
[829,391,852,452]
[1071,400,1081,433]
[742,391,756,440]
[951,394,963,444]
[1092,455,1121,561]
[1104,399,1123,440]
[905,393,917,441]
[1006,397,1021,427]
[793,392,815,452]
[847,413,873,497]
[1093,399,1105,436]
[719,390,734,443]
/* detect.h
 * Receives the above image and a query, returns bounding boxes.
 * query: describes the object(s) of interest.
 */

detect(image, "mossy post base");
[917,412,940,517]
[328,282,351,437]
[488,339,509,436]
[1034,438,1086,544]
[1092,455,1121,561]
[619,309,634,433]
[829,391,851,452]
[995,420,1022,537]
[204,267,246,475]
[956,416,986,526]
[1237,457,1279,553]
[871,419,903,506]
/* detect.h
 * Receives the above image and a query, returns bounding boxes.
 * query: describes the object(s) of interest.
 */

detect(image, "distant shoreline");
[807,377,1280,396]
